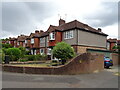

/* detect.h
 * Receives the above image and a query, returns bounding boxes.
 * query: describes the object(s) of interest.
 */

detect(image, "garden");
[1,42,76,67]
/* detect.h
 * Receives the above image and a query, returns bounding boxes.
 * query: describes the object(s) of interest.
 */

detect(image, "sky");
[1,0,119,39]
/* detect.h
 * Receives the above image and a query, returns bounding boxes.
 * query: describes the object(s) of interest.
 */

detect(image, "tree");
[2,43,13,48]
[18,46,26,57]
[6,48,21,61]
[52,42,75,64]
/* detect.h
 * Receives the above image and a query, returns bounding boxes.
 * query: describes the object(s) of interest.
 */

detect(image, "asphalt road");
[1,65,120,88]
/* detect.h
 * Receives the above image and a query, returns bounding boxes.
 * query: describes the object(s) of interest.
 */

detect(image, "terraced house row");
[2,19,119,59]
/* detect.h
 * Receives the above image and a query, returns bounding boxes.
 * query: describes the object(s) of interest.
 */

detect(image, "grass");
[11,63,51,67]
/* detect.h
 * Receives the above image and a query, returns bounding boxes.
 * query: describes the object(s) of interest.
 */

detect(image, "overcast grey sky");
[1,0,119,39]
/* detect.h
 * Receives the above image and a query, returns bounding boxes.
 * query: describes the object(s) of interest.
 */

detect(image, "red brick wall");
[49,32,62,46]
[110,43,116,51]
[33,38,40,48]
[2,53,104,75]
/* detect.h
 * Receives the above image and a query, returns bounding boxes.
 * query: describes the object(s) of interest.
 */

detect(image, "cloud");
[2,2,58,38]
[1,0,118,39]
[84,2,118,28]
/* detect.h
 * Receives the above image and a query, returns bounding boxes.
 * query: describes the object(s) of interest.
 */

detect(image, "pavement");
[1,65,120,88]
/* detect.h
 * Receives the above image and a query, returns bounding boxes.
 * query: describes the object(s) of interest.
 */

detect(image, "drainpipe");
[76,29,78,53]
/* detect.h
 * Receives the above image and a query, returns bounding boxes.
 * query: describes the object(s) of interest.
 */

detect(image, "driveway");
[1,65,119,88]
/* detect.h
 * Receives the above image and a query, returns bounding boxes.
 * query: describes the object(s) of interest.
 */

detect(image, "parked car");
[104,57,113,68]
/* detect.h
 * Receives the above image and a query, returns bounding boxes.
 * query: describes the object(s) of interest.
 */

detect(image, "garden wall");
[2,53,104,75]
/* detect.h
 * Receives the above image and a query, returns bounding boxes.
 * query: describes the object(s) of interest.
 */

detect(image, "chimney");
[59,19,65,26]
[9,37,11,39]
[40,30,44,33]
[35,30,39,33]
[98,28,102,32]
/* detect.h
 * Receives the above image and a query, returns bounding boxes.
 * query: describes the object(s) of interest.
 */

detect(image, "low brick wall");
[2,53,104,75]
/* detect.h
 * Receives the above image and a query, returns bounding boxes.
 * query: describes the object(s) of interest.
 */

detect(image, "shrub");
[52,42,75,64]
[2,43,13,48]
[18,46,26,58]
[27,55,35,61]
[6,48,21,61]
[23,54,47,61]
[19,59,28,62]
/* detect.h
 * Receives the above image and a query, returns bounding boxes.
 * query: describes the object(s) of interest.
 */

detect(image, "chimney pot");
[98,28,102,32]
[59,19,65,26]
[35,30,39,33]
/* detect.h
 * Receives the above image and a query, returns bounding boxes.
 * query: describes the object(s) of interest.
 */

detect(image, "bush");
[23,54,47,61]
[6,48,21,61]
[52,42,75,64]
[0,49,5,63]
[19,59,28,62]
[2,43,13,48]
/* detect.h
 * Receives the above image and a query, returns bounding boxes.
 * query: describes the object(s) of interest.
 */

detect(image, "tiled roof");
[9,37,17,41]
[107,38,117,43]
[46,20,108,36]
[17,35,28,42]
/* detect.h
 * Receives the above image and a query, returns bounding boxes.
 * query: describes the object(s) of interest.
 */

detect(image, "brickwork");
[2,53,104,75]
[77,46,106,54]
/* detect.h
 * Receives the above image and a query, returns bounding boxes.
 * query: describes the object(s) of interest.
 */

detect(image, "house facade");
[3,19,110,59]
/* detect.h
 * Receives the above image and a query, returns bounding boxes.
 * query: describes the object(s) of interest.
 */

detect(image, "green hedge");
[23,54,47,61]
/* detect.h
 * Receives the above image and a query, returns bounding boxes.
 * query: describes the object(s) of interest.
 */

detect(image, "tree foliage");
[52,42,75,64]
[2,43,13,48]
[6,48,21,61]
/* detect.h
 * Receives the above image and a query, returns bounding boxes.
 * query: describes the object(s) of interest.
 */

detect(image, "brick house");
[107,38,117,51]
[5,19,109,59]
[43,19,108,56]
[8,37,17,47]
[17,35,28,48]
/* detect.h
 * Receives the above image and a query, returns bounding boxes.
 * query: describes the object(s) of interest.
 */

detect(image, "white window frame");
[47,48,52,55]
[25,40,27,44]
[107,42,110,50]
[40,49,44,55]
[31,38,34,44]
[49,32,55,40]
[17,42,19,45]
[40,37,45,43]
[64,30,74,39]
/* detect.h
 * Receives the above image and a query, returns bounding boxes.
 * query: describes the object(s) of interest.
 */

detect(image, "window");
[64,30,73,39]
[107,42,110,50]
[17,42,19,45]
[47,48,52,55]
[40,49,44,55]
[47,36,49,42]
[49,32,55,40]
[9,41,10,44]
[23,42,25,47]
[40,37,45,43]
[25,40,27,44]
[31,38,34,44]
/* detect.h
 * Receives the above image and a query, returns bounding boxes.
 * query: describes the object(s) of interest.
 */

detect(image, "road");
[1,65,120,88]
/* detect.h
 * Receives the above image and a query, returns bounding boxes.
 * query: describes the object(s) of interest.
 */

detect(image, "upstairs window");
[25,40,27,43]
[17,42,19,45]
[64,30,73,39]
[49,32,55,40]
[31,38,34,44]
[40,37,45,43]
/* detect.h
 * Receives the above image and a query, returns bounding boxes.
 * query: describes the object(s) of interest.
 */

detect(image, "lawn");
[11,63,51,67]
